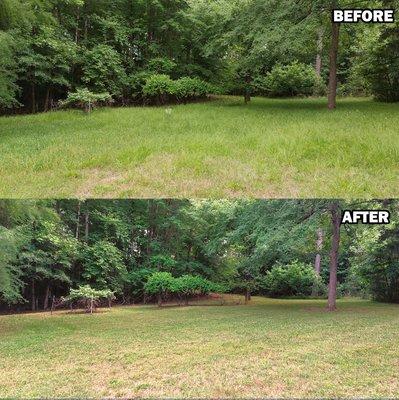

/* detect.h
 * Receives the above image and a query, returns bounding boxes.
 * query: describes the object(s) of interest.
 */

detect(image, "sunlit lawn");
[1,296,399,398]
[0,96,398,198]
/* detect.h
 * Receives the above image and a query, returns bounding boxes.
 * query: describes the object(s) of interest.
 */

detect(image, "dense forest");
[1,199,398,312]
[0,0,398,114]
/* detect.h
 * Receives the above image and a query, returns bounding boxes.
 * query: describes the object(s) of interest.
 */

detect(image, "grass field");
[1,297,399,398]
[0,96,398,198]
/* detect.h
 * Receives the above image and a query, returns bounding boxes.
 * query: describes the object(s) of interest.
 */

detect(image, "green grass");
[1,296,399,398]
[0,96,398,198]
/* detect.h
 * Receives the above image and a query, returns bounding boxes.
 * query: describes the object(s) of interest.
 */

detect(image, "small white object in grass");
[165,108,172,115]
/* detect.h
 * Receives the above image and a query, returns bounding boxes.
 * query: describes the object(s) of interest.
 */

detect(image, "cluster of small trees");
[144,272,226,307]
[63,285,114,314]
[1,0,398,115]
[61,75,212,113]
[1,200,399,313]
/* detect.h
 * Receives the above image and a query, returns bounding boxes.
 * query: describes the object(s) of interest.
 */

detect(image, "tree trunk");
[314,228,323,275]
[75,201,81,240]
[312,228,323,297]
[90,296,93,314]
[315,27,324,77]
[31,83,36,114]
[244,288,251,304]
[43,284,50,310]
[327,202,341,311]
[157,294,162,307]
[75,10,80,44]
[327,20,340,109]
[244,75,251,104]
[44,87,51,112]
[31,278,36,311]
[84,210,89,242]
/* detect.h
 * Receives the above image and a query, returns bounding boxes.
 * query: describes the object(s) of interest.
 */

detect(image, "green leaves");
[261,260,322,297]
[61,88,113,112]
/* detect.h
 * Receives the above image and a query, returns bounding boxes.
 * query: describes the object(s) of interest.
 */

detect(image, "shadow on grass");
[219,96,389,113]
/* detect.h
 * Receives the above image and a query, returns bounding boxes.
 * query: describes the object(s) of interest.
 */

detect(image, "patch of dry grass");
[1,297,398,398]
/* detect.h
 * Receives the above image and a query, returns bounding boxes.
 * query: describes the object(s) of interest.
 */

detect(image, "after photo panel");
[0,199,398,398]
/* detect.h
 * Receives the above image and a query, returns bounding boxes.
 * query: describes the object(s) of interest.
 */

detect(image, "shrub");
[61,88,113,113]
[261,261,321,297]
[255,62,319,97]
[145,272,226,306]
[127,71,152,100]
[142,74,176,105]
[174,77,209,102]
[144,271,175,306]
[64,285,114,313]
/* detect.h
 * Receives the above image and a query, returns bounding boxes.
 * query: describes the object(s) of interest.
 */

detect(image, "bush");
[255,62,319,97]
[64,285,114,313]
[127,71,152,100]
[144,271,175,306]
[142,74,176,105]
[261,261,321,297]
[144,272,226,306]
[175,77,209,102]
[61,88,113,113]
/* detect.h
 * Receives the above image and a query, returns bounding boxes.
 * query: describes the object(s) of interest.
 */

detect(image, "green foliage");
[64,284,114,312]
[255,62,319,97]
[350,220,399,303]
[174,77,210,101]
[142,74,176,104]
[363,25,399,102]
[0,227,24,304]
[82,240,127,294]
[144,271,226,305]
[261,261,322,297]
[61,88,113,113]
[82,44,127,96]
[144,271,175,299]
[173,274,224,298]
[0,32,19,109]
[65,285,114,302]
[147,58,177,75]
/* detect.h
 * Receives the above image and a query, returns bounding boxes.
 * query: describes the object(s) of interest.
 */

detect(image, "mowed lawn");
[1,297,399,398]
[0,96,398,198]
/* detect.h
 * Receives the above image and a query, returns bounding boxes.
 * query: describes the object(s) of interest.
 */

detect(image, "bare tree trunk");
[75,201,81,240]
[312,228,323,296]
[90,296,93,314]
[31,278,36,311]
[157,294,162,307]
[75,10,80,44]
[327,202,341,311]
[44,87,51,112]
[84,210,89,242]
[327,19,340,109]
[244,75,251,104]
[31,83,36,114]
[43,284,50,310]
[314,228,323,275]
[315,27,324,77]
[244,288,251,304]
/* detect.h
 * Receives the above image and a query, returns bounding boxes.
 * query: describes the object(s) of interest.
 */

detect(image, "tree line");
[1,199,398,313]
[0,0,398,114]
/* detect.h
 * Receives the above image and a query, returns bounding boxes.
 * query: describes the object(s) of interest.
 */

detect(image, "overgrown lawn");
[0,96,398,198]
